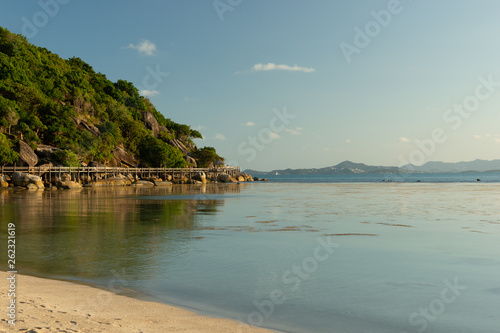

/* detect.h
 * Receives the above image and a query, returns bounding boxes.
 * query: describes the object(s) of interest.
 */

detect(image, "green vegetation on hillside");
[0,132,19,165]
[193,147,224,168]
[0,27,222,168]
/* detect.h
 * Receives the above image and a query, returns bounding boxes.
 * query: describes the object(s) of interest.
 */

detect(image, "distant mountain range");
[402,159,500,173]
[244,159,500,176]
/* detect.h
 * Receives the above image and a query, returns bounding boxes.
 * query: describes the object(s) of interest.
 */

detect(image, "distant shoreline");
[245,159,500,176]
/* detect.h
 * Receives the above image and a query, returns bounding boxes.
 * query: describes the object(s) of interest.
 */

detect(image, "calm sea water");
[1,174,500,332]
[265,171,500,183]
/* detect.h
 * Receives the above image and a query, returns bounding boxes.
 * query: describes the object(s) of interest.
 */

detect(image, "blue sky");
[2,0,500,170]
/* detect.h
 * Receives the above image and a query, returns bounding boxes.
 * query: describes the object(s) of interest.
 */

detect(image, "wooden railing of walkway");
[0,166,241,182]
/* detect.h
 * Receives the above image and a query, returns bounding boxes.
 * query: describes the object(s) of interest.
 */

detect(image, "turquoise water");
[1,181,500,332]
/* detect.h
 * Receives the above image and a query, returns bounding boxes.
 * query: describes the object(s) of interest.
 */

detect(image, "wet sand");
[0,271,271,333]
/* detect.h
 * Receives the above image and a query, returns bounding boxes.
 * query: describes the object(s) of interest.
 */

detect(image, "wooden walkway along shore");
[0,165,241,182]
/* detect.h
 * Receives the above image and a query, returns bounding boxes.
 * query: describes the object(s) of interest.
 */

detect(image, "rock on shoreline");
[0,171,264,190]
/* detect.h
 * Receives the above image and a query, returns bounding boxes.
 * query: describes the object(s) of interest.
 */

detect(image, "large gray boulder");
[217,173,237,183]
[17,141,38,167]
[12,172,44,189]
[13,172,31,186]
[113,147,137,167]
[184,155,197,168]
[235,172,253,182]
[142,112,160,137]
[192,172,206,183]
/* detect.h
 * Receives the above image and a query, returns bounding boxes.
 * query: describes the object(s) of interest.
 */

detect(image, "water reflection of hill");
[0,184,242,281]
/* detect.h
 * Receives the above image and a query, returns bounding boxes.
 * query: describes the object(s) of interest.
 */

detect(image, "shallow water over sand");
[1,183,499,332]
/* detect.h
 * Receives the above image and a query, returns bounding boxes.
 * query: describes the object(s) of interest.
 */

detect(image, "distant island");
[244,159,500,176]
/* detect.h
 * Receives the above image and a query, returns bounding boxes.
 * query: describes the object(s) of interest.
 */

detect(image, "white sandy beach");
[0,271,272,333]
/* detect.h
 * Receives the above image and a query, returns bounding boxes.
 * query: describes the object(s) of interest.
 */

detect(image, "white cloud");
[237,62,315,74]
[269,132,281,139]
[473,134,500,143]
[285,127,303,135]
[127,40,157,56]
[399,137,410,143]
[214,134,226,140]
[140,89,160,97]
[345,139,351,143]
[194,125,206,131]
[471,133,500,143]
[244,121,256,127]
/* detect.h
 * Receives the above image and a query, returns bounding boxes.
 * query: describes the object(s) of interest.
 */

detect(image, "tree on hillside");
[0,133,19,166]
[190,129,203,139]
[53,149,80,167]
[193,146,224,168]
[0,96,19,134]
[138,136,186,168]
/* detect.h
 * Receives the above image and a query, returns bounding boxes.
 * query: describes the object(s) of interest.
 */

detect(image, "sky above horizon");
[2,0,500,171]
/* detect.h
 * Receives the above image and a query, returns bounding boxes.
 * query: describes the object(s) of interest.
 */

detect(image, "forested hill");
[0,27,222,168]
